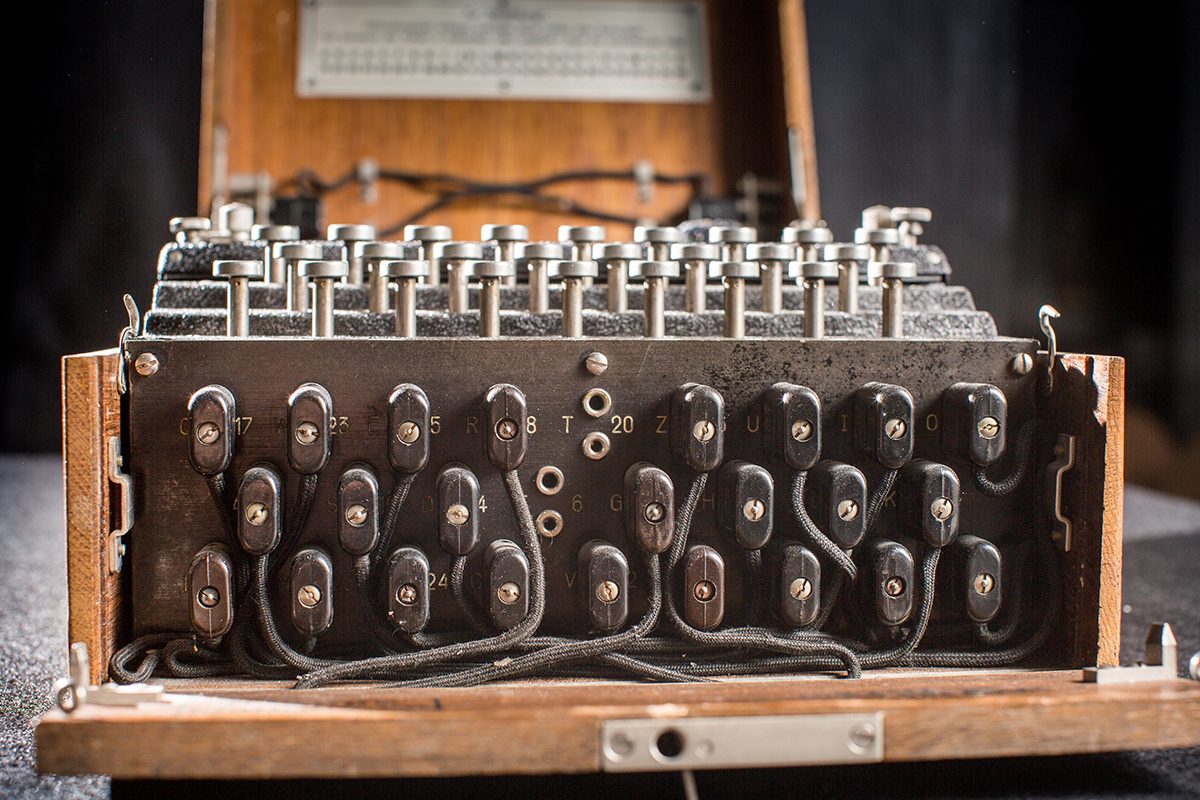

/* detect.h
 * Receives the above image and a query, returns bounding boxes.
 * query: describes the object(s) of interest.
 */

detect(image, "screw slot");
[345,503,368,527]
[244,502,268,526]
[582,388,612,418]
[644,502,666,524]
[536,509,564,538]
[197,586,220,608]
[837,499,859,522]
[497,581,521,605]
[884,418,907,440]
[791,418,814,442]
[535,466,564,496]
[297,584,321,608]
[396,421,421,445]
[596,580,620,603]
[582,432,610,460]
[693,580,716,602]
[973,572,995,595]
[295,421,319,445]
[396,583,419,606]
[743,498,766,522]
[195,422,221,445]
[692,419,716,443]
[446,503,470,526]
[495,418,519,441]
[789,577,813,600]
[884,576,906,597]
[930,497,954,522]
[977,416,1000,440]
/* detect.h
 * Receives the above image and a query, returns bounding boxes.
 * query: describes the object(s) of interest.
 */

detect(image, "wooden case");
[38,347,1200,778]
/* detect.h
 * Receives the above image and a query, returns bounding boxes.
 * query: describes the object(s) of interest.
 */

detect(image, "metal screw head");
[297,584,321,608]
[495,418,519,441]
[197,586,220,608]
[884,417,907,440]
[643,502,666,524]
[837,499,859,522]
[693,419,716,443]
[195,421,221,445]
[973,573,995,595]
[789,577,813,600]
[743,498,766,522]
[133,352,159,377]
[884,576,906,597]
[396,583,418,606]
[596,580,620,603]
[848,722,877,752]
[791,419,814,442]
[446,503,470,526]
[295,421,319,445]
[977,416,1000,440]
[1010,352,1034,375]
[585,351,609,376]
[396,421,421,445]
[693,580,716,602]
[497,581,521,605]
[345,503,368,527]
[930,497,954,522]
[244,502,268,526]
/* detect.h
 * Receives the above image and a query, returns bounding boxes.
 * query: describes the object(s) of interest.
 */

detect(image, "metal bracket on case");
[1046,433,1076,552]
[600,713,883,772]
[1083,623,1179,684]
[52,642,165,713]
[106,436,133,573]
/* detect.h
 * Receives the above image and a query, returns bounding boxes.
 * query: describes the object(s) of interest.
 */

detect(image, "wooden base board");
[37,670,1200,778]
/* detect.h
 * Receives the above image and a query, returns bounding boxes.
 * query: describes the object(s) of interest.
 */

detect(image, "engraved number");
[610,414,634,434]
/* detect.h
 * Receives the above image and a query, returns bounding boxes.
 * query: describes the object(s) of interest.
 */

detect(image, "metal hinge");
[600,712,883,772]
[107,436,133,573]
[1046,433,1076,552]
[1084,623,1180,684]
[52,642,164,713]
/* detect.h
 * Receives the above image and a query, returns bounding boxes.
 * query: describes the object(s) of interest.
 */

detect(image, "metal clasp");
[52,642,164,713]
[106,436,133,573]
[116,294,142,395]
[1038,304,1061,393]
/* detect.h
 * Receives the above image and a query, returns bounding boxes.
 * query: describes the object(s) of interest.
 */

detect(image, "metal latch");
[107,436,133,573]
[52,642,164,713]
[1046,433,1076,552]
[600,712,883,772]
[1083,623,1179,684]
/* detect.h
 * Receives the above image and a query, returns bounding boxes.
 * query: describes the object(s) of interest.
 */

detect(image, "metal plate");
[125,336,1038,650]
[296,0,710,102]
[600,712,884,771]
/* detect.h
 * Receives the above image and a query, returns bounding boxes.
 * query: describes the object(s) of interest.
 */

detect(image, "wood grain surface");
[61,350,124,685]
[199,0,790,239]
[37,670,1200,778]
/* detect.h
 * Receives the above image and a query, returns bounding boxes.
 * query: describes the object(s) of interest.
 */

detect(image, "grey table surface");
[1,453,1197,799]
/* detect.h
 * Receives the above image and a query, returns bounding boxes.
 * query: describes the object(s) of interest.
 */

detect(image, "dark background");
[7,0,1198,495]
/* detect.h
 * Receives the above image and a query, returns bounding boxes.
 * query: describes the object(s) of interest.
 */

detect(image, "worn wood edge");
[1097,355,1124,666]
[778,0,820,220]
[62,349,122,684]
[36,675,1200,778]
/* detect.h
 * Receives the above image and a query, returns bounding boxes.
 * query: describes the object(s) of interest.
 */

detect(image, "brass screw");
[396,583,419,606]
[977,416,1000,440]
[596,580,620,603]
[743,498,766,522]
[295,421,319,445]
[791,419,814,442]
[446,503,470,526]
[693,419,716,443]
[884,577,906,597]
[244,502,268,526]
[297,584,321,608]
[396,421,420,445]
[345,503,368,527]
[197,586,220,608]
[693,580,716,602]
[497,582,521,605]
[644,502,666,524]
[495,418,519,441]
[133,352,159,377]
[789,577,812,601]
[930,497,954,522]
[884,418,907,440]
[974,573,995,595]
[837,499,859,522]
[195,421,220,445]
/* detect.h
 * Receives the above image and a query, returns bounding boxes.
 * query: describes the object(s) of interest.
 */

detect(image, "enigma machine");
[39,0,1198,782]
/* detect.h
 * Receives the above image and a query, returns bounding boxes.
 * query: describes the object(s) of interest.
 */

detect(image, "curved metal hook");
[1038,304,1060,393]
[116,294,142,395]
